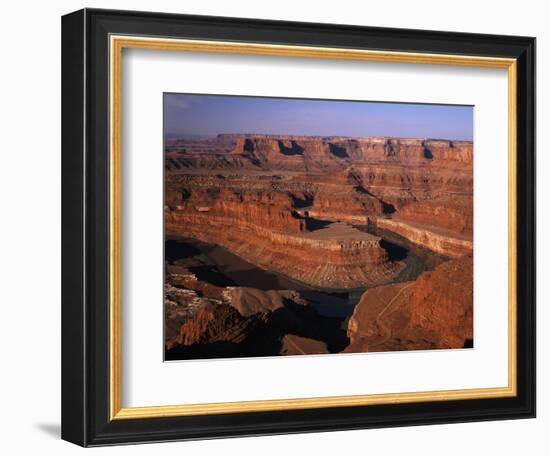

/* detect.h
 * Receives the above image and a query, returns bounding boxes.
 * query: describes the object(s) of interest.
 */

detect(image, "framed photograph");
[61,8,535,446]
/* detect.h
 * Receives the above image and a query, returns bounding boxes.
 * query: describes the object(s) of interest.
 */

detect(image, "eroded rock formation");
[345,255,473,352]
[164,133,474,357]
[165,190,404,289]
[165,279,348,359]
[166,134,473,267]
[376,218,473,258]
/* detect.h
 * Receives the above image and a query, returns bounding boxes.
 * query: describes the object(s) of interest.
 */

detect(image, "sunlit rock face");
[345,255,473,352]
[165,180,402,290]
[165,134,472,283]
[164,134,473,356]
[375,218,473,258]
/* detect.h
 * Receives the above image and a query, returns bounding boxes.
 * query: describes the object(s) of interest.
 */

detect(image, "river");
[165,225,445,319]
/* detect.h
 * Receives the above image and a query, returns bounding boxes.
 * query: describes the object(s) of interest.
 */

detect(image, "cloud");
[165,95,192,111]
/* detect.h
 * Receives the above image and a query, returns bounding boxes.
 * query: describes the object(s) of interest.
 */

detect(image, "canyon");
[164,134,474,359]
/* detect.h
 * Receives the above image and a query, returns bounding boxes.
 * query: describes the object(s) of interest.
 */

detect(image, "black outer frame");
[61,8,536,447]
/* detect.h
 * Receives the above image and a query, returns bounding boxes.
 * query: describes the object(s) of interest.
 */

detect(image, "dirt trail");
[375,283,414,343]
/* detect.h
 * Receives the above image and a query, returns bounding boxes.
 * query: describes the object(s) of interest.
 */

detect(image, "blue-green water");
[166,225,444,319]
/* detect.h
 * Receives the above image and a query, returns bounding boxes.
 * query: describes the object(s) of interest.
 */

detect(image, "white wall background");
[0,0,545,454]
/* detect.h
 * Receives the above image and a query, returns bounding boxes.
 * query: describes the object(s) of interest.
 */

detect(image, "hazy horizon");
[165,132,473,142]
[164,93,474,141]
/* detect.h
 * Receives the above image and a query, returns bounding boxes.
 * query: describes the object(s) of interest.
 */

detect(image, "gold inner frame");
[109,35,518,420]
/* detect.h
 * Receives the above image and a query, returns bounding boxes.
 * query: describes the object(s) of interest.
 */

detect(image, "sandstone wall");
[408,255,473,348]
[376,218,473,258]
[345,255,473,352]
[166,210,403,289]
[397,196,473,237]
[165,134,473,286]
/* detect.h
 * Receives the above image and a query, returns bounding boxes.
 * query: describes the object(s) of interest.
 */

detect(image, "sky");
[164,93,473,141]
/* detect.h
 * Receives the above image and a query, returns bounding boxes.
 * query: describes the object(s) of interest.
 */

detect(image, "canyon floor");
[164,134,474,360]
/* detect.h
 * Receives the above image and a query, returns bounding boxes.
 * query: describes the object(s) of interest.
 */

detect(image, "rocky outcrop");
[408,255,473,348]
[164,265,226,348]
[166,188,306,233]
[165,133,474,358]
[174,303,256,346]
[165,302,286,360]
[396,196,473,237]
[222,287,308,317]
[345,255,473,352]
[164,246,349,358]
[280,335,329,355]
[375,218,473,258]
[166,135,472,174]
[165,135,473,272]
[166,202,405,288]
[345,161,472,204]
[165,287,348,359]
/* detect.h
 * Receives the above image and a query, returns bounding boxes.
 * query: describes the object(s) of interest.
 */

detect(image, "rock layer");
[166,134,473,274]
[345,255,473,352]
[165,133,474,357]
[376,218,473,258]
[166,200,403,289]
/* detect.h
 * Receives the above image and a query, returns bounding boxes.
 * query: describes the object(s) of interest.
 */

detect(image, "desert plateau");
[163,95,474,360]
